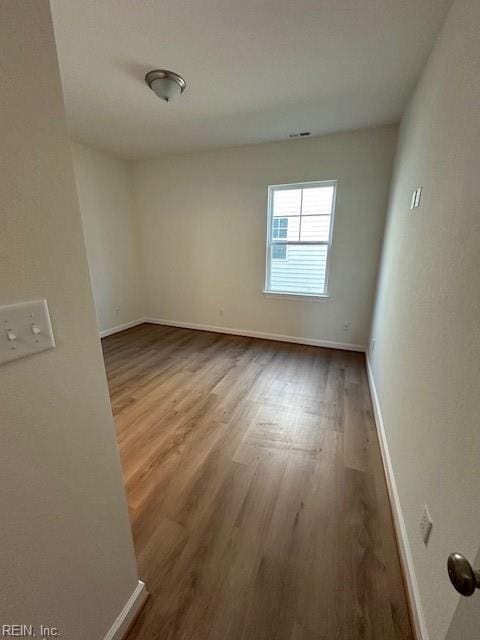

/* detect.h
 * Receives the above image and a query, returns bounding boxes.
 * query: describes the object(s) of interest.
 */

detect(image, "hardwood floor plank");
[344,382,371,472]
[101,324,413,640]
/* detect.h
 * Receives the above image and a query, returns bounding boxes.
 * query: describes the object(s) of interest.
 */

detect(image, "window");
[265,180,337,296]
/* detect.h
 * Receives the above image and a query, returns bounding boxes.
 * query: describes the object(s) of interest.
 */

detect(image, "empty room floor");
[102,324,413,640]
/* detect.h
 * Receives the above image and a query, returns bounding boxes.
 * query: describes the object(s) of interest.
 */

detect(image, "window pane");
[272,217,288,239]
[300,215,331,241]
[269,244,328,295]
[302,186,334,215]
[272,216,300,242]
[272,244,287,260]
[273,189,301,217]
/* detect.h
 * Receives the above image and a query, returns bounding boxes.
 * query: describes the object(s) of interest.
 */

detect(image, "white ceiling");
[50,0,451,160]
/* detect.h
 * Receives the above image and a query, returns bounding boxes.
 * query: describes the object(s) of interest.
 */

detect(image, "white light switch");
[0,300,55,365]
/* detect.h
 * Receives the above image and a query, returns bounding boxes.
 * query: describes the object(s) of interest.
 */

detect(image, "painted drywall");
[71,142,145,333]
[132,125,397,348]
[369,0,480,638]
[0,2,139,638]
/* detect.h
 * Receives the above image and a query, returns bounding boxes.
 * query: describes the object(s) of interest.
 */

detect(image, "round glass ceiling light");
[145,69,186,102]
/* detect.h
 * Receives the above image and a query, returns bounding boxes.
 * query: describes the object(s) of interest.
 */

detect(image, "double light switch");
[0,300,55,365]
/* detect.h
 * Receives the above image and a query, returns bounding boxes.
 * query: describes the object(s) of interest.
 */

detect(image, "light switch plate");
[411,189,417,210]
[411,186,423,211]
[420,505,433,546]
[414,186,423,208]
[0,300,55,365]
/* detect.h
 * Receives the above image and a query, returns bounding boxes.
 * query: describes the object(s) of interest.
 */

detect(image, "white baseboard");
[99,319,145,338]
[103,580,148,640]
[366,356,428,640]
[143,317,365,352]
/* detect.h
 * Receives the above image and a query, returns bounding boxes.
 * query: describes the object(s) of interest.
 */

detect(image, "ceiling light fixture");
[145,69,186,102]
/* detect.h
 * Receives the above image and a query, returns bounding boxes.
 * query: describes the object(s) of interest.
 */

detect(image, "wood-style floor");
[102,323,413,640]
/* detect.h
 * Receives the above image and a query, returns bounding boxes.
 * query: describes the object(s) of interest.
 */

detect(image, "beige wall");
[369,0,480,638]
[132,125,397,348]
[71,142,145,334]
[0,1,139,638]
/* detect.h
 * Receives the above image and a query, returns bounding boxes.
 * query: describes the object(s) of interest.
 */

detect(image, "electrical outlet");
[115,307,120,317]
[219,308,224,318]
[343,322,351,332]
[420,505,433,546]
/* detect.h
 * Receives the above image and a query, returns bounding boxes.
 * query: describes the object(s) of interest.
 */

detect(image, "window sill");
[262,290,330,302]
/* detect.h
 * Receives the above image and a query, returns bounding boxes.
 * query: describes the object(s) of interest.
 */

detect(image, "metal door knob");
[448,553,480,596]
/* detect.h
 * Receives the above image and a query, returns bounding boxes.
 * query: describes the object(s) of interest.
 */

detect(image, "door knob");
[448,553,480,596]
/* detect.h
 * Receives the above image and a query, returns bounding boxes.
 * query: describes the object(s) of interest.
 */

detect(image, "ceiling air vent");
[289,131,311,139]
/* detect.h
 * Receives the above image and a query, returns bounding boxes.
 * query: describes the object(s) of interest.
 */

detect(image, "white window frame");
[264,179,337,299]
